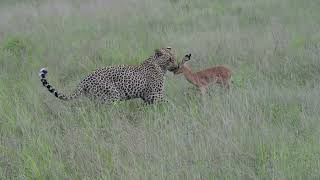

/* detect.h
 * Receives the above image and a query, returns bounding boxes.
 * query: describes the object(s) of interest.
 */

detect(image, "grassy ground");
[1,0,320,179]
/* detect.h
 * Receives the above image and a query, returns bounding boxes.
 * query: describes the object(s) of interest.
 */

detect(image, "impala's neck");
[181,64,198,86]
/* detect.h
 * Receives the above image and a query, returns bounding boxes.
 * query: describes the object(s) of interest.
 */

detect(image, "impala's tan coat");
[174,54,231,94]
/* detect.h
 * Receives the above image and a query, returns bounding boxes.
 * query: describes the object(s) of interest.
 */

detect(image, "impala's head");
[173,53,191,74]
[153,47,179,73]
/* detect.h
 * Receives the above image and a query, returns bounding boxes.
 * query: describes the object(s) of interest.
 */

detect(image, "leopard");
[39,47,180,104]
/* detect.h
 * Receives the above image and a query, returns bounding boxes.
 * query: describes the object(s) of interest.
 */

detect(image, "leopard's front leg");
[143,93,168,104]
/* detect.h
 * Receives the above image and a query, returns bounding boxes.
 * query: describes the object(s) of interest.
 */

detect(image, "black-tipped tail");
[39,68,81,101]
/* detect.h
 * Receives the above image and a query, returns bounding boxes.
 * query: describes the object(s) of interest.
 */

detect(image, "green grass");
[1,0,320,179]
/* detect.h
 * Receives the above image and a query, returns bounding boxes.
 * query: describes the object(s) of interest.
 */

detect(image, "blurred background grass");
[0,0,319,179]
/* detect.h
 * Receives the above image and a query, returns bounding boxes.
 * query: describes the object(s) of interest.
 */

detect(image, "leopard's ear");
[154,49,163,57]
[166,46,172,50]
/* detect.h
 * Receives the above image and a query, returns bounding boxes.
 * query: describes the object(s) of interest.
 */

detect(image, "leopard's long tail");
[39,68,82,101]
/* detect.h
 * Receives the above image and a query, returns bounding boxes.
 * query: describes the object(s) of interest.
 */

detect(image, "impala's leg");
[223,80,230,90]
[199,86,206,95]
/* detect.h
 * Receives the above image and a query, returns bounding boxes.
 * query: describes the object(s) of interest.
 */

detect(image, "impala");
[174,54,231,94]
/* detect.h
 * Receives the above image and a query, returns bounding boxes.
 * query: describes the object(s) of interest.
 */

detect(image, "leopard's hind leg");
[99,83,121,104]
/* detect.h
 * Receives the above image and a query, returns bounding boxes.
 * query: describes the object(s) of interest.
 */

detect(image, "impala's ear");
[186,53,191,59]
[184,53,191,61]
[154,49,163,57]
[180,53,191,65]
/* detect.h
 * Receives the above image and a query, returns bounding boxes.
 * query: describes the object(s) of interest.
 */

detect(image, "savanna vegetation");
[0,0,320,179]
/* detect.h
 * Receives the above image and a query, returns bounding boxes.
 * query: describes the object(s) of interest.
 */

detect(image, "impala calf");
[174,54,231,94]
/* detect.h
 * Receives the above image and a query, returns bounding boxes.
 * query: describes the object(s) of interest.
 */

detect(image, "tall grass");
[1,0,320,179]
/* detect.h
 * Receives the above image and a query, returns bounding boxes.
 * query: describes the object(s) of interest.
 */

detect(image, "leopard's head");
[153,47,179,73]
